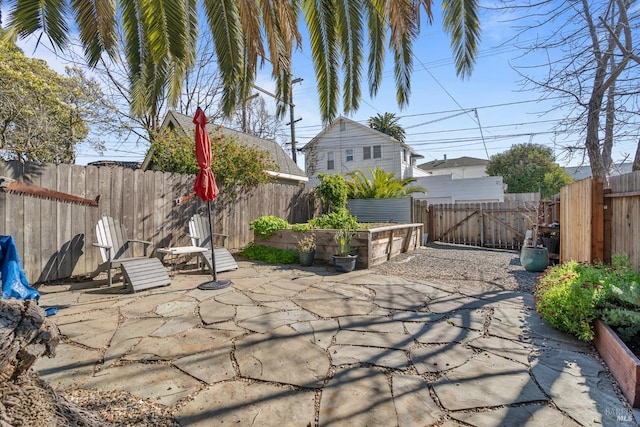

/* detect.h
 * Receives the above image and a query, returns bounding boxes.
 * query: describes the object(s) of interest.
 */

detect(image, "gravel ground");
[372,242,541,294]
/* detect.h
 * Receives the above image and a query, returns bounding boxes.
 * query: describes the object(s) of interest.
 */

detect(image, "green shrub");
[316,173,348,213]
[249,215,290,238]
[291,223,312,232]
[239,243,299,264]
[535,255,640,342]
[307,208,359,230]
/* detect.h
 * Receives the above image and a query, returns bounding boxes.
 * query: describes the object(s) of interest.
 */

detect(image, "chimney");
[444,154,447,162]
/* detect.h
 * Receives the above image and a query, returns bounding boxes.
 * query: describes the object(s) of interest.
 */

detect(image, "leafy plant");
[307,208,359,230]
[239,243,299,264]
[316,173,348,213]
[334,229,356,256]
[150,128,276,191]
[535,255,640,342]
[296,232,316,253]
[346,166,426,199]
[249,215,290,238]
[291,223,312,232]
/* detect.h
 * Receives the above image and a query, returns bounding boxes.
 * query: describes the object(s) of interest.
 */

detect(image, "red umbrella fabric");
[193,107,219,202]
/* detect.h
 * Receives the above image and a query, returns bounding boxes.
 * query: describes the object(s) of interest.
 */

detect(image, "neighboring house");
[87,160,142,169]
[301,116,425,187]
[417,156,488,179]
[142,110,307,185]
[564,162,633,181]
[413,174,505,204]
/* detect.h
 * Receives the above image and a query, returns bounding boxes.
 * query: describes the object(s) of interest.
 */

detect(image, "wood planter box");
[593,319,640,408]
[254,223,424,269]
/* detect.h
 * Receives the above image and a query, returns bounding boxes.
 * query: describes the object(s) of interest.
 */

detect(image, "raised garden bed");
[254,223,424,269]
[593,319,640,408]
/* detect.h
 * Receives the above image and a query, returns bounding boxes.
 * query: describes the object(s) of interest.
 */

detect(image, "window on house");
[327,152,335,170]
[346,149,353,162]
[373,145,382,158]
[363,146,371,160]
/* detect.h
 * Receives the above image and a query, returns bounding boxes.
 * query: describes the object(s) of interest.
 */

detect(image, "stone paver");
[531,348,636,426]
[432,352,547,410]
[173,342,235,384]
[235,326,330,388]
[338,314,406,334]
[410,343,475,374]
[33,342,102,389]
[176,381,316,426]
[32,262,638,426]
[82,363,201,406]
[319,368,397,426]
[392,375,444,426]
[329,345,409,369]
[451,405,581,426]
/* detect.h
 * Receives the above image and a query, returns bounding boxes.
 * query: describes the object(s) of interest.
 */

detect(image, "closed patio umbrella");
[193,107,231,290]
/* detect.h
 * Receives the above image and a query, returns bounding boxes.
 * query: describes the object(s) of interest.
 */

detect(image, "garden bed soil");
[593,319,640,408]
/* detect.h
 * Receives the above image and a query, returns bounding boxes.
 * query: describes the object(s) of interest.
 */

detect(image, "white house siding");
[425,164,488,179]
[304,121,408,187]
[414,175,504,204]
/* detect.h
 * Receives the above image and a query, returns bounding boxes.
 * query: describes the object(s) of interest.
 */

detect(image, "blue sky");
[7,3,637,169]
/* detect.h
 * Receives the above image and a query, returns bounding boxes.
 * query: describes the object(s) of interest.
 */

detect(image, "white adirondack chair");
[188,214,238,273]
[92,216,170,291]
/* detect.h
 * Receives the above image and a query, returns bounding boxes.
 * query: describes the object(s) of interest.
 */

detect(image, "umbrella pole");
[197,200,231,290]
[207,200,218,281]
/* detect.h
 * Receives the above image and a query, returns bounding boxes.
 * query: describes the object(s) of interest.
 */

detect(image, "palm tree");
[347,166,426,199]
[5,0,480,124]
[369,112,406,142]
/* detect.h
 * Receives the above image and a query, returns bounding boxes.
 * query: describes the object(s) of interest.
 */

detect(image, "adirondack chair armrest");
[213,233,229,247]
[128,239,152,256]
[92,243,114,262]
[188,233,228,247]
[128,239,152,246]
[92,243,113,249]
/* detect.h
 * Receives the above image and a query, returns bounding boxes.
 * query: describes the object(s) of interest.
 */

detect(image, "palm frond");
[9,0,70,49]
[70,0,117,65]
[203,0,244,115]
[336,0,363,113]
[303,0,339,124]
[442,0,480,78]
[365,0,386,97]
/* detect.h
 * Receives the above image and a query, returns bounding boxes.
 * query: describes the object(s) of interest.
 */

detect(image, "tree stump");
[0,299,106,426]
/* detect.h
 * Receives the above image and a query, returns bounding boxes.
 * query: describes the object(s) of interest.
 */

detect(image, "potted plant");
[333,228,357,272]
[297,232,316,267]
[520,201,549,272]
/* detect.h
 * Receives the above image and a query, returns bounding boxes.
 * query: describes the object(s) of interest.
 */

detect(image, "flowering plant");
[296,232,316,253]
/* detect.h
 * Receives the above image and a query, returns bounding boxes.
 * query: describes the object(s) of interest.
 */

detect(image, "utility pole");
[289,78,303,163]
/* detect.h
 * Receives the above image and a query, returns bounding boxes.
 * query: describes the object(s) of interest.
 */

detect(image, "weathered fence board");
[0,160,314,284]
[608,171,640,269]
[560,178,604,264]
[427,201,533,250]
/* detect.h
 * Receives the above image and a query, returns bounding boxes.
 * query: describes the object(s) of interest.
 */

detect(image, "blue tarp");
[1,235,40,301]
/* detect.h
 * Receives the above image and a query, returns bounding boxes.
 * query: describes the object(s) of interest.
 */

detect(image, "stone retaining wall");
[254,223,424,269]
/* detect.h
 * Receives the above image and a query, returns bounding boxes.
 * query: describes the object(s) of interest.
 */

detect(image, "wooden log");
[0,299,59,381]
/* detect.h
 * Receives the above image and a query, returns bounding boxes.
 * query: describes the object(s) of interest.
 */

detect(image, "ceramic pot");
[299,250,315,267]
[520,246,549,272]
[333,254,357,272]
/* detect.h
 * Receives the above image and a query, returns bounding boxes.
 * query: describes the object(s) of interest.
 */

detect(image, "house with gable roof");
[417,156,489,179]
[142,110,308,185]
[300,116,427,187]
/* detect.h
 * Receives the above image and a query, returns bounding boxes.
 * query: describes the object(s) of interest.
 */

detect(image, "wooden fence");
[426,201,537,250]
[560,178,604,264]
[555,172,640,270]
[607,172,640,268]
[0,160,315,283]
